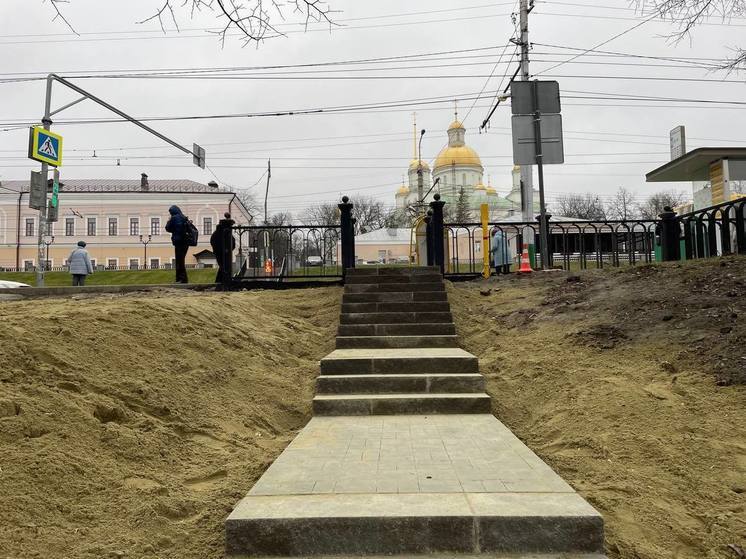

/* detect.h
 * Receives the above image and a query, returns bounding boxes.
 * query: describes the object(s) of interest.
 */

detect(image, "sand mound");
[450,256,745,559]
[0,287,340,559]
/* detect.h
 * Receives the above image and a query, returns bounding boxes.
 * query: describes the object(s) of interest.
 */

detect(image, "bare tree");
[607,186,640,220]
[46,0,337,47]
[637,189,688,219]
[303,202,339,227]
[233,189,260,222]
[551,193,607,220]
[640,0,746,71]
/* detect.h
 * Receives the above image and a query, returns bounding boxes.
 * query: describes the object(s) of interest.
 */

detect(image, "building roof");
[646,147,746,182]
[355,228,412,244]
[0,179,221,193]
[434,145,483,170]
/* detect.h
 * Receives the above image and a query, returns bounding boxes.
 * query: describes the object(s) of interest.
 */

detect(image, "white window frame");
[150,216,161,236]
[65,217,75,237]
[23,259,34,271]
[90,258,97,269]
[106,257,119,270]
[203,216,213,235]
[149,257,161,269]
[128,258,140,270]
[129,216,140,236]
[24,217,35,237]
[108,216,118,237]
[86,216,97,236]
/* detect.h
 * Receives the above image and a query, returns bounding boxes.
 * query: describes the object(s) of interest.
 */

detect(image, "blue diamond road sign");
[28,127,63,167]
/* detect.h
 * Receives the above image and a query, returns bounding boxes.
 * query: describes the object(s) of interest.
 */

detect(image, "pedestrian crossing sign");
[28,127,63,167]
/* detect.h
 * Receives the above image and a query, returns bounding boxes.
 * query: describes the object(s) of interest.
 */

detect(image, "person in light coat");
[68,240,94,286]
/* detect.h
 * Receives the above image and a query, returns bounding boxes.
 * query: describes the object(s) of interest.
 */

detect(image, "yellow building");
[0,174,252,271]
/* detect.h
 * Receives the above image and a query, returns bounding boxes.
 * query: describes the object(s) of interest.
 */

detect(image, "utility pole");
[518,0,536,265]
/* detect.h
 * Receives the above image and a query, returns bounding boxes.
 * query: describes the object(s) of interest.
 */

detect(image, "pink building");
[0,174,252,271]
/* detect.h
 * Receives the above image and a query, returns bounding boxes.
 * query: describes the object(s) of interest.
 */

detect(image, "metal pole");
[35,76,54,287]
[518,0,536,263]
[264,159,271,224]
[417,129,425,209]
[531,80,550,270]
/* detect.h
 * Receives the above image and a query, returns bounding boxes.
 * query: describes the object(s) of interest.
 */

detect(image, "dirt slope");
[0,287,340,559]
[449,256,745,559]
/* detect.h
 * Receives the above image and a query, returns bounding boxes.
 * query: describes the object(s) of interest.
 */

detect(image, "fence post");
[659,206,680,262]
[736,201,746,255]
[425,210,434,266]
[429,194,446,273]
[338,196,355,275]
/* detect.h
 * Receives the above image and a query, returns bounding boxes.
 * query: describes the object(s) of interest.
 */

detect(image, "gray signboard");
[511,114,565,165]
[511,81,561,115]
[29,170,46,210]
[670,125,686,160]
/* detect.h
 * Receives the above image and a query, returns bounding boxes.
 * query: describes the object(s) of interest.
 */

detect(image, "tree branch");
[46,0,79,35]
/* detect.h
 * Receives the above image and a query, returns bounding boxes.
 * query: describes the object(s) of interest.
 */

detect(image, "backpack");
[183,216,199,246]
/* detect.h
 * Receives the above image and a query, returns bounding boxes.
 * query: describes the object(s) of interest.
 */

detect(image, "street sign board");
[670,125,686,160]
[193,143,206,169]
[28,127,63,167]
[29,170,46,210]
[510,81,561,115]
[511,114,565,165]
[51,169,60,208]
[47,199,58,223]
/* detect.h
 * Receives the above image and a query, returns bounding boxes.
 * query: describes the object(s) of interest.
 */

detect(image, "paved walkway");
[226,267,605,557]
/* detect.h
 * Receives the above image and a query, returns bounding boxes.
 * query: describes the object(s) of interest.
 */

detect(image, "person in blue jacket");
[491,228,510,275]
[165,205,189,283]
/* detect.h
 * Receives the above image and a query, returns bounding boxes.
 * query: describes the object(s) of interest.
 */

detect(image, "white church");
[395,113,540,219]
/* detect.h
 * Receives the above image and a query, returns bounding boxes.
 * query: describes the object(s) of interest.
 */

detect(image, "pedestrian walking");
[68,241,93,286]
[165,205,190,283]
[210,212,236,286]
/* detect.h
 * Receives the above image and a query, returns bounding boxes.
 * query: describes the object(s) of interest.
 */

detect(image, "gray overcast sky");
[0,0,744,215]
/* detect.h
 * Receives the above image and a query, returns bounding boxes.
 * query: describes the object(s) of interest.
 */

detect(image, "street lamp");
[43,235,54,271]
[417,129,426,208]
[139,234,152,269]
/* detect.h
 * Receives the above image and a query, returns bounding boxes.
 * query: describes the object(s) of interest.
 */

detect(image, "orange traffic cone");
[517,244,533,273]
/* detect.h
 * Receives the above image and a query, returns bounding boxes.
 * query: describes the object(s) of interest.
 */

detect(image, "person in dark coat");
[165,205,189,283]
[210,212,236,286]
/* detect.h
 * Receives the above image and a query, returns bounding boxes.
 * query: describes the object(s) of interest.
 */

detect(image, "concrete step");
[312,393,492,415]
[340,311,453,325]
[341,301,450,314]
[346,273,442,285]
[320,348,478,375]
[345,266,439,276]
[342,291,448,303]
[335,335,459,349]
[226,415,606,557]
[338,323,456,336]
[315,373,485,394]
[345,282,445,294]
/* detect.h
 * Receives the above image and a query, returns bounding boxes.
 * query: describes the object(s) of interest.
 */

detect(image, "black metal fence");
[677,198,746,260]
[425,194,745,278]
[225,196,356,287]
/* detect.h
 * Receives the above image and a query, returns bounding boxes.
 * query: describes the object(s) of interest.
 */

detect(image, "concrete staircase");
[314,267,491,416]
[226,266,606,558]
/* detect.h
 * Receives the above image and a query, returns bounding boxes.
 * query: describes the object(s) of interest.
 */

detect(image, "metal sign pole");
[531,81,550,270]
[35,77,54,287]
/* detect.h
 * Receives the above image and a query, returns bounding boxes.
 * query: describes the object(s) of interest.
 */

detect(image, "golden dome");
[397,183,409,195]
[448,119,464,131]
[486,187,497,195]
[409,158,430,171]
[475,182,487,191]
[434,145,483,170]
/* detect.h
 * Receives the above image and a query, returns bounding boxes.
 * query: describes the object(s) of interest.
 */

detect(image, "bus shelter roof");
[646,147,746,182]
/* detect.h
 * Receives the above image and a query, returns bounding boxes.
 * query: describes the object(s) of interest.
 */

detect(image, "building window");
[107,258,118,270]
[149,258,160,269]
[43,259,53,271]
[129,258,139,270]
[87,217,97,236]
[65,218,75,236]
[150,217,160,236]
[203,217,213,235]
[108,217,118,236]
[23,260,34,271]
[129,217,139,236]
[475,240,481,254]
[25,218,35,237]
